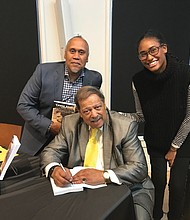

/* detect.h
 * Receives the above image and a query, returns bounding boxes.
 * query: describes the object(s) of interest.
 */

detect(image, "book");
[50,166,107,196]
[0,135,21,180]
[0,146,8,162]
[51,101,77,123]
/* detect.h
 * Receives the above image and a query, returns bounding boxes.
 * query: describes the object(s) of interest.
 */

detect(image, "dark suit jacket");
[17,62,102,155]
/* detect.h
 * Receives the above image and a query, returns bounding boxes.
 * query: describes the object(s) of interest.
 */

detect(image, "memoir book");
[50,166,107,196]
[0,135,21,180]
[51,101,77,123]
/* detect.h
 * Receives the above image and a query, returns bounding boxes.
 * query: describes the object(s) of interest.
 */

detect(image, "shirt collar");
[65,66,85,80]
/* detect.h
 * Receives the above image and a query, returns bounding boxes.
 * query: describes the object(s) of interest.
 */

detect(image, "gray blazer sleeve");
[113,121,148,185]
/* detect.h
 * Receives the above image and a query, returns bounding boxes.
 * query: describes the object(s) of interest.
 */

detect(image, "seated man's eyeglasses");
[138,44,164,61]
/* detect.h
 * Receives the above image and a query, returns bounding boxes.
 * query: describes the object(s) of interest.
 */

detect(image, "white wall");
[36,0,112,107]
[37,0,62,62]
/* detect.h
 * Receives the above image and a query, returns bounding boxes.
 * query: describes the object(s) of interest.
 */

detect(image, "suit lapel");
[54,63,65,100]
[103,119,113,170]
[78,122,89,161]
[82,68,91,86]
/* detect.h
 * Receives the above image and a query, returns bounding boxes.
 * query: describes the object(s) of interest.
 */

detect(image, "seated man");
[41,86,154,220]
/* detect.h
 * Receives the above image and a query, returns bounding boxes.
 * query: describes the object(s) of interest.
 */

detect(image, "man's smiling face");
[79,94,107,129]
[64,37,89,74]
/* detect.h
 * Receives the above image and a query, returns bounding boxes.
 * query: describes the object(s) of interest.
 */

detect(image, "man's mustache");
[90,116,101,122]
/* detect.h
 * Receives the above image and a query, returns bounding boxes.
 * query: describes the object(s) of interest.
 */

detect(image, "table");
[0,176,135,220]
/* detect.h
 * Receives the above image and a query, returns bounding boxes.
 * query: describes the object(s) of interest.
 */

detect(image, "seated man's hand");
[51,166,72,187]
[72,168,105,185]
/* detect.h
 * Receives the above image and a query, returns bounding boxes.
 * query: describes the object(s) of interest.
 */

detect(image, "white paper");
[50,166,107,196]
[0,135,21,180]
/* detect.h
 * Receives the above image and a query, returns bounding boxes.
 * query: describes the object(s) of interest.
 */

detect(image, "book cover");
[0,135,21,180]
[51,100,77,123]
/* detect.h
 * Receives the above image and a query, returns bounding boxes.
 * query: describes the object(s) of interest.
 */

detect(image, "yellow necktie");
[84,128,99,167]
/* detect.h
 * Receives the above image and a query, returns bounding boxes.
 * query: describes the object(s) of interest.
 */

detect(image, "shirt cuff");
[171,143,180,149]
[45,162,60,178]
[107,170,122,185]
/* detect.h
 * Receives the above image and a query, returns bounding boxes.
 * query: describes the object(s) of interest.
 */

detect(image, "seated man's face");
[79,94,107,129]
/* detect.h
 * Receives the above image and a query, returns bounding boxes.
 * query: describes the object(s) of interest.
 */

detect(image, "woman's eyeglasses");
[138,45,164,61]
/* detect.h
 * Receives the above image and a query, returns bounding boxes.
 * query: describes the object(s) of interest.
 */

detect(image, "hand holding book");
[51,101,77,123]
[50,101,77,135]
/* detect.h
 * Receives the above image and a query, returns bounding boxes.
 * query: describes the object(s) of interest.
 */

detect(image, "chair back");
[0,123,22,149]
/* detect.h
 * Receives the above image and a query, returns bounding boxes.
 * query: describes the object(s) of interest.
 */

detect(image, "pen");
[60,163,73,183]
[59,163,66,172]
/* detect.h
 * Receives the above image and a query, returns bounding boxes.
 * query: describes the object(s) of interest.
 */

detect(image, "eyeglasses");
[138,45,164,61]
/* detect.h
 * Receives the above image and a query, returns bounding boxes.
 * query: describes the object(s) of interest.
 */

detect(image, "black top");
[133,55,190,157]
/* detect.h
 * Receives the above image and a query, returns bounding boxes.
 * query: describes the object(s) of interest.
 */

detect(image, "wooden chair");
[0,123,22,149]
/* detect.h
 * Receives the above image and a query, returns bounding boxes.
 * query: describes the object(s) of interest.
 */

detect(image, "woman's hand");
[165,147,177,167]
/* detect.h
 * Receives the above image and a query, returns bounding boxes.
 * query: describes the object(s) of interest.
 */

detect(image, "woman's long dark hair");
[137,29,184,63]
[137,29,167,49]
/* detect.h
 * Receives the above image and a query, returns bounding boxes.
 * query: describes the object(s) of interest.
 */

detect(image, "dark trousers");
[184,167,190,220]
[150,156,190,220]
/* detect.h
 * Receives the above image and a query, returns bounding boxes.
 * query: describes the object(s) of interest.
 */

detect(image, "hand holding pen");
[51,164,73,187]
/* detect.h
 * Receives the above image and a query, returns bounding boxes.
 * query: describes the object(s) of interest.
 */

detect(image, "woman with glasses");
[132,29,190,220]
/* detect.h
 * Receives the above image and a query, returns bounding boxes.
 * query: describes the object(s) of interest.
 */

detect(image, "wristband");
[48,165,59,178]
[170,146,177,152]
[47,121,53,132]
[103,171,111,183]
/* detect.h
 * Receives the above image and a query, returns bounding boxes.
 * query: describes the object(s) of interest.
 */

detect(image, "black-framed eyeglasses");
[138,44,164,61]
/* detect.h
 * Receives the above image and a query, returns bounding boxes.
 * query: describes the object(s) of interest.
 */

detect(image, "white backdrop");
[36,0,113,107]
